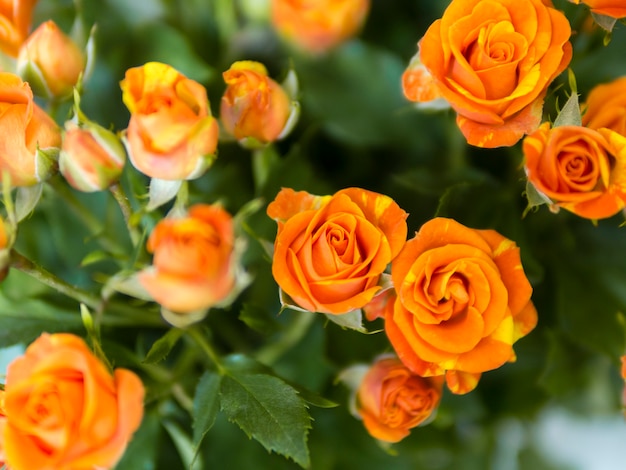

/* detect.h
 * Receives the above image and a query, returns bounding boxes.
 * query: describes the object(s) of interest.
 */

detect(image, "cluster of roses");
[266,187,537,442]
[0,0,379,467]
[0,0,624,467]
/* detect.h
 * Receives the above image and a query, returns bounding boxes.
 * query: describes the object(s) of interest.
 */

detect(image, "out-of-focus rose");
[524,123,626,219]
[1,333,144,470]
[0,0,37,57]
[120,62,218,181]
[0,72,61,187]
[356,355,443,443]
[139,203,238,315]
[17,20,85,99]
[404,0,572,148]
[621,355,626,418]
[582,76,626,136]
[59,121,126,192]
[267,187,407,315]
[384,218,537,394]
[271,0,370,54]
[220,61,292,146]
[569,0,626,18]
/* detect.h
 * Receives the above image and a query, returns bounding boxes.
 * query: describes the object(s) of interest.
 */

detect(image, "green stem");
[254,311,315,365]
[10,249,99,308]
[186,327,225,373]
[109,183,141,246]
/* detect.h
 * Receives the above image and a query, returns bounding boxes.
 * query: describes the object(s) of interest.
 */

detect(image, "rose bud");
[582,76,626,137]
[120,62,219,181]
[139,203,245,322]
[0,73,61,187]
[59,121,126,192]
[271,0,371,54]
[0,0,38,57]
[220,61,296,147]
[1,333,144,470]
[17,20,86,99]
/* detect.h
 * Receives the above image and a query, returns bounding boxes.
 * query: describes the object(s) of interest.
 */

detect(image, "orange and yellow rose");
[220,61,293,146]
[120,62,218,181]
[271,0,370,54]
[267,187,407,315]
[356,355,443,443]
[139,203,238,316]
[569,0,626,18]
[404,0,572,148]
[582,76,626,136]
[0,333,144,470]
[523,123,626,219]
[0,0,38,57]
[0,72,61,187]
[384,218,537,394]
[17,20,85,99]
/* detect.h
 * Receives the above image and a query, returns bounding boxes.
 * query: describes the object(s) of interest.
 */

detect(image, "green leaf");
[591,12,617,32]
[143,328,184,364]
[524,180,554,215]
[192,370,222,450]
[553,92,581,128]
[220,372,311,468]
[324,309,368,333]
[162,420,204,470]
[15,183,44,222]
[223,354,337,408]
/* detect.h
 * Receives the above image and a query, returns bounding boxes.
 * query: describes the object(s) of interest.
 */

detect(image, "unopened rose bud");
[17,20,86,99]
[220,61,295,147]
[59,122,126,192]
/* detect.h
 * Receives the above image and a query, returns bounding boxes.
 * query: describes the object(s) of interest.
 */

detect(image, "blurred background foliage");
[4,0,626,469]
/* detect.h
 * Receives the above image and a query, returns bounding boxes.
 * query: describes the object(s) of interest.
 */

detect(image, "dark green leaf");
[192,370,222,450]
[162,420,204,470]
[220,372,311,468]
[142,328,184,364]
[115,412,161,470]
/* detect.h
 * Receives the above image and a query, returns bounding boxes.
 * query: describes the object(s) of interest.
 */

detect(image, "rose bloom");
[621,356,626,417]
[271,0,370,54]
[524,123,626,219]
[1,333,144,470]
[404,0,572,148]
[0,0,37,57]
[59,121,126,192]
[356,356,443,443]
[582,76,626,136]
[220,61,292,145]
[120,62,218,181]
[0,72,61,187]
[17,20,85,99]
[267,187,407,315]
[569,0,626,18]
[139,203,237,314]
[384,218,537,394]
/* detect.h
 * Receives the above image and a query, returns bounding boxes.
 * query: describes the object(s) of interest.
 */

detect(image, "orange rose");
[220,61,292,146]
[267,187,407,315]
[523,123,626,219]
[384,218,537,394]
[0,72,61,187]
[569,0,626,18]
[356,356,443,443]
[0,0,37,57]
[582,76,626,136]
[139,203,238,315]
[1,333,144,470]
[59,121,126,192]
[120,62,219,181]
[405,0,572,148]
[621,355,626,418]
[271,0,370,54]
[17,20,85,99]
